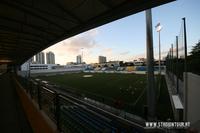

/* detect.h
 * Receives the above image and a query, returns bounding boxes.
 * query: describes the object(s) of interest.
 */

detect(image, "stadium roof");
[0,0,174,65]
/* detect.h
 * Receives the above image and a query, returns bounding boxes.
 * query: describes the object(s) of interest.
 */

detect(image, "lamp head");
[155,23,162,32]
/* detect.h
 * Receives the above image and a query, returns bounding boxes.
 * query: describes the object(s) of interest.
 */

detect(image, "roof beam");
[0,16,59,37]
[0,25,50,42]
[1,1,68,31]
[0,32,44,43]
[0,43,37,50]
[0,37,43,45]
[15,0,79,24]
[0,40,40,48]
[0,51,32,55]
[98,0,114,9]
[49,0,83,24]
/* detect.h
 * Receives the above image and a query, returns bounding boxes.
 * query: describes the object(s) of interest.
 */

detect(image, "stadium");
[0,0,200,133]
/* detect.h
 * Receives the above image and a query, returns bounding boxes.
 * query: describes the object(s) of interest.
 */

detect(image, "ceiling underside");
[0,0,174,65]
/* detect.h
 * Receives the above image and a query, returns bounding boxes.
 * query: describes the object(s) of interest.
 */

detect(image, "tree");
[188,40,200,75]
[190,40,200,56]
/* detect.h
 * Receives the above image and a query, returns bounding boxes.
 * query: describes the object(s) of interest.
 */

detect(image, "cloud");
[86,28,99,37]
[44,29,100,64]
[104,48,113,54]
[43,27,146,64]
[61,35,97,55]
[120,51,130,55]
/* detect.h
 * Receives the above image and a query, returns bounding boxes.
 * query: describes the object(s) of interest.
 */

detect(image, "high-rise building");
[36,52,45,64]
[76,55,82,64]
[98,56,107,63]
[46,51,55,64]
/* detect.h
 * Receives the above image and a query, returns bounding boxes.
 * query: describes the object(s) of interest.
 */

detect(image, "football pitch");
[37,72,173,120]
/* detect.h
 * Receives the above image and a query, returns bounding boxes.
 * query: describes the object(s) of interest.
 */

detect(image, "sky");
[43,0,200,65]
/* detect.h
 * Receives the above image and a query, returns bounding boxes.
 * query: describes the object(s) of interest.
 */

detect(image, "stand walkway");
[0,73,32,133]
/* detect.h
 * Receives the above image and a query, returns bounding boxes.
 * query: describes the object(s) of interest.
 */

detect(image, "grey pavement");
[0,73,32,133]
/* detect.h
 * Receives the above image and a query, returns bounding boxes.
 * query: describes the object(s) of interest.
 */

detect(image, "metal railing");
[16,75,167,133]
[165,18,188,103]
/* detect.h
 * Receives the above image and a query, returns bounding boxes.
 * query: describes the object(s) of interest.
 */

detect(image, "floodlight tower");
[155,23,162,75]
[81,48,84,63]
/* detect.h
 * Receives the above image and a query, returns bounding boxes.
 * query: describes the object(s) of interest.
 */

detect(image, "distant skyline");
[43,0,200,65]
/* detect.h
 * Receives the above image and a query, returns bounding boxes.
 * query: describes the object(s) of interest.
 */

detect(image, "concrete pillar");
[145,9,156,120]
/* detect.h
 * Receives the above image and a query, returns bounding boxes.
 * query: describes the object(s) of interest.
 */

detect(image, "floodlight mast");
[155,23,162,75]
[81,48,84,63]
[81,48,84,70]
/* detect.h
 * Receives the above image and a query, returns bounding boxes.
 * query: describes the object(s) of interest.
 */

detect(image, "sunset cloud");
[43,27,146,64]
[44,29,100,64]
[120,51,130,55]
[61,35,97,55]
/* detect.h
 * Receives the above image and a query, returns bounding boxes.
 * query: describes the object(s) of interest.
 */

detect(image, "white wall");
[30,68,82,74]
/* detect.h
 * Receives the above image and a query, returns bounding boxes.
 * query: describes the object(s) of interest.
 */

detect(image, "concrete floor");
[0,73,32,133]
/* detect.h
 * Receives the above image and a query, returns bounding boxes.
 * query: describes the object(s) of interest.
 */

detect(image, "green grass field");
[37,72,173,120]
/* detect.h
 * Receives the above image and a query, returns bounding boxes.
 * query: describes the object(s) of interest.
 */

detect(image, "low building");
[30,64,58,70]
[106,61,121,67]
[133,61,144,66]
[66,62,77,65]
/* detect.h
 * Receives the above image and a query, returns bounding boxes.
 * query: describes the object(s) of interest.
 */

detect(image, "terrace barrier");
[14,75,166,133]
